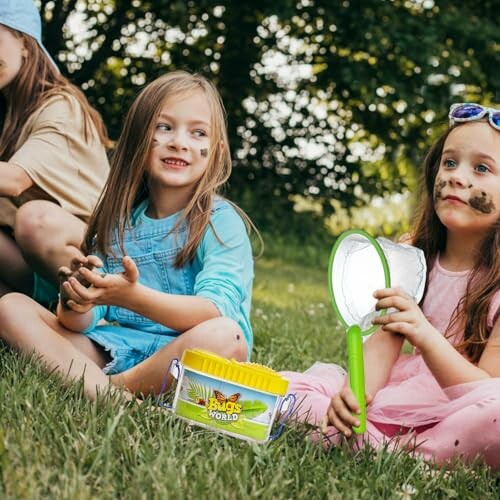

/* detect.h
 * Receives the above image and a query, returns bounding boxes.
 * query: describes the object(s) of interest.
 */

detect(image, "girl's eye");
[156,123,171,131]
[443,158,456,169]
[193,129,207,137]
[475,164,490,174]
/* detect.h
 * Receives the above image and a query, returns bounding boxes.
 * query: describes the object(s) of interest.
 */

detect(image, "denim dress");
[82,198,254,374]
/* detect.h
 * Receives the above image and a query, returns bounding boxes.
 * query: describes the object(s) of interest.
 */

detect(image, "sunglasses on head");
[449,103,500,131]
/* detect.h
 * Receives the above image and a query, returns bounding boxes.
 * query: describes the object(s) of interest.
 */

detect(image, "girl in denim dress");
[0,71,256,400]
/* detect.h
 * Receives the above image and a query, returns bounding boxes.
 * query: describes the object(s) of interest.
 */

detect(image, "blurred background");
[39,0,499,250]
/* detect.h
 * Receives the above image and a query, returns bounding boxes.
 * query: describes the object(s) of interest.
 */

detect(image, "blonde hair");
[83,70,259,265]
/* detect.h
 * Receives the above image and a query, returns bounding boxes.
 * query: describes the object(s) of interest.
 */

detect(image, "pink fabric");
[422,258,499,335]
[282,258,500,469]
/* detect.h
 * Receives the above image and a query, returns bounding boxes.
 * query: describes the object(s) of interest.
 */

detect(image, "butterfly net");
[331,233,426,332]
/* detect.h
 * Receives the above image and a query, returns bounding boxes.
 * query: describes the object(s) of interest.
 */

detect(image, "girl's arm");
[64,256,221,332]
[56,255,107,333]
[418,318,500,386]
[56,301,95,333]
[361,233,415,395]
[118,284,220,332]
[363,328,405,396]
[373,287,500,387]
[0,162,33,197]
[63,205,253,334]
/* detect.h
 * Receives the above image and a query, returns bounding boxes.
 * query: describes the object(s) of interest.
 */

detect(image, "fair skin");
[0,90,247,399]
[0,25,34,202]
[324,121,500,436]
[0,24,89,296]
[146,90,214,218]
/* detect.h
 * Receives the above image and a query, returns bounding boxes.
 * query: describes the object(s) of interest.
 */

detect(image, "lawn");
[0,241,498,498]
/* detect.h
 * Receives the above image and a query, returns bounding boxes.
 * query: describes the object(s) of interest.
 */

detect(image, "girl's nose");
[448,169,469,188]
[168,131,188,151]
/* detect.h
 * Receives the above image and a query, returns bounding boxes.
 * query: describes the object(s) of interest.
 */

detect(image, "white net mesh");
[331,233,426,332]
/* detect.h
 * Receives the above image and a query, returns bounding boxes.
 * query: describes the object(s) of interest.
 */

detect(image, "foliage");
[240,400,267,419]
[38,0,499,230]
[271,0,499,209]
[187,379,211,404]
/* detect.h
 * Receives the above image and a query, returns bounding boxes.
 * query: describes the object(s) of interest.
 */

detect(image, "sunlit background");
[38,0,498,240]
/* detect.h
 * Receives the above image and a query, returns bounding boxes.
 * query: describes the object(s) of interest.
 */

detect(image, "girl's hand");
[62,256,139,311]
[58,255,104,312]
[322,386,373,437]
[371,287,439,351]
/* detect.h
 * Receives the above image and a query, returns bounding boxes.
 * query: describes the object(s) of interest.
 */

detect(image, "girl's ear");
[21,44,28,59]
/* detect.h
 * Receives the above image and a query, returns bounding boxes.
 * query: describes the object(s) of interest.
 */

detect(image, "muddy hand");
[58,260,94,310]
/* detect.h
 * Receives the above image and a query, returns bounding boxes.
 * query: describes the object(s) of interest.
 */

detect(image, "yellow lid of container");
[181,349,289,396]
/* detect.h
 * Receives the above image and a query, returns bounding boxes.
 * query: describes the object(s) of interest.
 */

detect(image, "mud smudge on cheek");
[434,177,447,201]
[469,189,495,214]
[200,148,208,158]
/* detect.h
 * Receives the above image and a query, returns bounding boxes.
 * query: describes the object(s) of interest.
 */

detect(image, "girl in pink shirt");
[282,103,500,469]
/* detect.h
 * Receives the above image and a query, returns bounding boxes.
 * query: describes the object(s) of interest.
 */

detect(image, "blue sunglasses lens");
[452,104,484,119]
[492,112,500,128]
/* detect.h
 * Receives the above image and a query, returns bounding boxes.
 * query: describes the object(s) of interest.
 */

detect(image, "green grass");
[1,243,499,498]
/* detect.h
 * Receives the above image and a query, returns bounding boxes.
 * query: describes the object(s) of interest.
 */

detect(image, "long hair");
[83,70,259,266]
[0,28,109,160]
[412,124,500,363]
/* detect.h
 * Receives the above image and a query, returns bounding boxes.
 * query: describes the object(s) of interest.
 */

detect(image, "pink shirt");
[421,257,500,345]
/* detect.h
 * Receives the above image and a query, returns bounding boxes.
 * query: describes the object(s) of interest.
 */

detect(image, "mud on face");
[433,177,447,201]
[469,189,495,214]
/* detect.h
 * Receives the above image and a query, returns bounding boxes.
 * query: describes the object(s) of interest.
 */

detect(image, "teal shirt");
[84,198,254,355]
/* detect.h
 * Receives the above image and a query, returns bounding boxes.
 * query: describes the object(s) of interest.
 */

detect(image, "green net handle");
[347,325,366,434]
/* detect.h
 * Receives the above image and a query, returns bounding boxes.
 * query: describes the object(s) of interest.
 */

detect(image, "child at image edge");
[281,103,500,470]
[0,71,255,400]
[0,0,110,304]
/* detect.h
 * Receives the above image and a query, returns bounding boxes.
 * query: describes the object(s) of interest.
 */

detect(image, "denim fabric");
[82,198,254,371]
[85,323,176,375]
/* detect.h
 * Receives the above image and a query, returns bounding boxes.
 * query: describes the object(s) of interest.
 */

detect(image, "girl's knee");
[0,292,31,314]
[212,317,248,360]
[0,293,34,338]
[14,201,56,251]
[187,317,248,361]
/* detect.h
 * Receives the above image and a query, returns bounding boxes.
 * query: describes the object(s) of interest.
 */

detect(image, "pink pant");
[282,368,500,470]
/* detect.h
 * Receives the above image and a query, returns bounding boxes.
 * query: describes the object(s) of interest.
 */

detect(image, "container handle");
[156,358,181,409]
[269,393,297,441]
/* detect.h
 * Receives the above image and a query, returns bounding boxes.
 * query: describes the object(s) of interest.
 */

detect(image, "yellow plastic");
[181,349,289,396]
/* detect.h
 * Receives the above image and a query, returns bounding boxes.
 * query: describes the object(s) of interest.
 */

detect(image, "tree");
[231,0,498,222]
[39,0,498,230]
